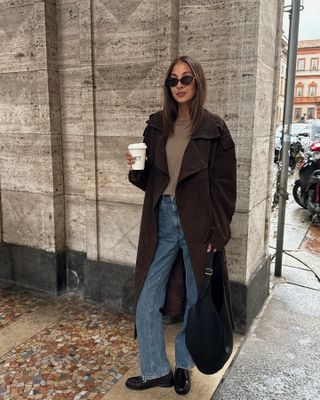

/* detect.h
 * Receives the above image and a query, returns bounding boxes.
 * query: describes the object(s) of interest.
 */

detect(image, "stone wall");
[0,0,282,332]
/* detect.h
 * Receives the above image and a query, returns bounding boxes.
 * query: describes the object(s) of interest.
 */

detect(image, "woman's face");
[169,61,197,107]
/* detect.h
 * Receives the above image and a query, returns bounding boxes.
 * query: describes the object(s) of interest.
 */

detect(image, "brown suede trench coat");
[129,109,237,321]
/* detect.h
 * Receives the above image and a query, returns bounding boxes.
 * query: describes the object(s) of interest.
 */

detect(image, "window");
[309,85,316,96]
[307,108,315,119]
[280,78,284,95]
[310,58,318,70]
[296,85,303,96]
[295,108,302,119]
[297,59,305,70]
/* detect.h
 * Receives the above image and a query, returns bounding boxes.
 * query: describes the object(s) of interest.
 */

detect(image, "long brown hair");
[163,55,207,135]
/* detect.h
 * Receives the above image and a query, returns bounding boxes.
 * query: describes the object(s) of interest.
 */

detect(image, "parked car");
[274,123,310,162]
[310,123,320,144]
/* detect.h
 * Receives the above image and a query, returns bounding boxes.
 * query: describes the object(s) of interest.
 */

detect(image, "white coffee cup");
[128,143,147,170]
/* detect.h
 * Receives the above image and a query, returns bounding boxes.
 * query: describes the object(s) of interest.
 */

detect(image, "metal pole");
[275,0,301,276]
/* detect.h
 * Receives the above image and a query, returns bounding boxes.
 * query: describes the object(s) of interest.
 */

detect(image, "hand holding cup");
[127,143,147,170]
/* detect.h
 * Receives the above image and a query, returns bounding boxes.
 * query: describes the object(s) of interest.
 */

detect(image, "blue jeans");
[135,195,198,380]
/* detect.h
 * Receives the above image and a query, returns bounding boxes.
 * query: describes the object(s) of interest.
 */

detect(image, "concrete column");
[179,0,282,331]
[0,0,66,293]
[81,0,181,309]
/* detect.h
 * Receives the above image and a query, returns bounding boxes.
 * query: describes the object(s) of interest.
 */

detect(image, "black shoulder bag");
[185,250,233,375]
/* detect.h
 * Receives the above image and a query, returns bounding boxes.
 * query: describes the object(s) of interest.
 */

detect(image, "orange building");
[294,39,320,121]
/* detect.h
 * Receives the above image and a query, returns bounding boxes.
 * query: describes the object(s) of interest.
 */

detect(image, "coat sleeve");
[208,121,237,250]
[128,126,151,192]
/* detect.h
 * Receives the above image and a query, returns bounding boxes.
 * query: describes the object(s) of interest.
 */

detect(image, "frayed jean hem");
[175,363,195,370]
[142,369,172,381]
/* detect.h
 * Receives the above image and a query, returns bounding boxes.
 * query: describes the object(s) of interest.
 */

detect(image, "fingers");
[126,152,148,168]
[207,243,216,253]
[126,152,135,168]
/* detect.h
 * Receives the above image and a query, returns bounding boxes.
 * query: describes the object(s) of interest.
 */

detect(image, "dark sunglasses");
[165,75,195,87]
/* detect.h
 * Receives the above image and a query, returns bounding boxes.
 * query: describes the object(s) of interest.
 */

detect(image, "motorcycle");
[293,141,320,221]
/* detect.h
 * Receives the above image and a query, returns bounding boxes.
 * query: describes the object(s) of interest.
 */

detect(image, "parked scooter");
[293,142,320,222]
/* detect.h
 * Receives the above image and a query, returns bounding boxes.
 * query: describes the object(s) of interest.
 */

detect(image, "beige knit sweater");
[163,118,193,196]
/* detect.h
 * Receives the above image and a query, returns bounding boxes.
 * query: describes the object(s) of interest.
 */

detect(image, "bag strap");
[198,251,225,299]
[198,251,215,299]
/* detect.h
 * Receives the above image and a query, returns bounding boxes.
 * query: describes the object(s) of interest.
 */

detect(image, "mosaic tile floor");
[0,289,137,400]
[0,287,47,329]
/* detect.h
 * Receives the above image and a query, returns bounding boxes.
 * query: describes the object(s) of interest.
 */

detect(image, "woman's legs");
[135,196,198,379]
[174,220,198,369]
[135,196,180,379]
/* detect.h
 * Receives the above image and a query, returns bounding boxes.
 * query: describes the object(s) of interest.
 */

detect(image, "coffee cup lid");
[128,143,147,150]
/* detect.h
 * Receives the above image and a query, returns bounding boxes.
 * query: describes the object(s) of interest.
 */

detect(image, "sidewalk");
[213,178,320,399]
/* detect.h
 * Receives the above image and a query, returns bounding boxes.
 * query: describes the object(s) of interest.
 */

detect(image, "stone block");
[1,190,59,252]
[0,133,62,194]
[84,258,134,314]
[226,212,249,283]
[0,243,13,281]
[95,64,163,137]
[78,1,93,67]
[97,201,142,266]
[84,134,98,201]
[229,255,270,333]
[44,0,60,71]
[234,137,252,213]
[53,194,65,252]
[0,70,50,135]
[0,1,47,73]
[203,59,257,136]
[59,69,83,135]
[249,136,270,209]
[246,199,268,281]
[96,135,145,204]
[93,0,177,65]
[47,70,62,135]
[257,0,280,69]
[90,0,178,137]
[253,59,276,138]
[179,0,259,63]
[65,194,86,253]
[85,199,98,260]
[56,0,81,69]
[62,135,85,196]
[0,243,66,294]
[66,249,86,292]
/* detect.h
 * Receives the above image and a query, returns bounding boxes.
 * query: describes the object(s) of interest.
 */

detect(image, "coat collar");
[148,109,221,183]
[146,109,222,140]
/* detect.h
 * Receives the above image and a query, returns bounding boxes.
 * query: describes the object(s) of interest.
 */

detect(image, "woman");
[126,55,236,395]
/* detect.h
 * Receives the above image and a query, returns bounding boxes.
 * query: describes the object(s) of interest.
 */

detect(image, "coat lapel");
[154,135,169,177]
[147,108,222,186]
[177,139,208,184]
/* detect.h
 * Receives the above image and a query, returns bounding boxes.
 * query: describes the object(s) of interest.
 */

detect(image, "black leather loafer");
[174,368,191,395]
[125,371,174,390]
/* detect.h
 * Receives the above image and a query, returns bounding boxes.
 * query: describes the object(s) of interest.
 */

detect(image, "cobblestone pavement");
[0,289,137,400]
[0,288,47,330]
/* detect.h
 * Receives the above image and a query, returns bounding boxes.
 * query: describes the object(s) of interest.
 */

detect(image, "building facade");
[294,39,320,121]
[0,0,283,333]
